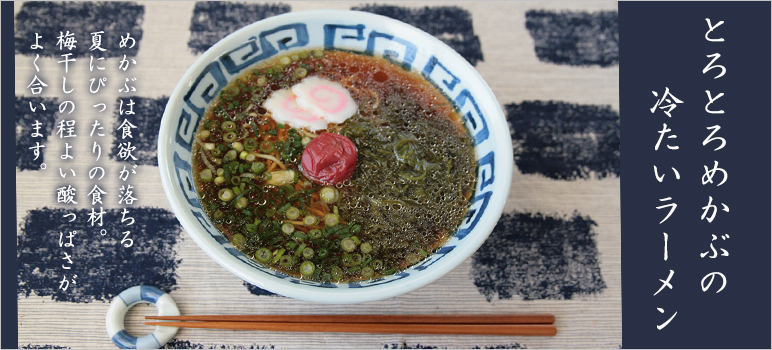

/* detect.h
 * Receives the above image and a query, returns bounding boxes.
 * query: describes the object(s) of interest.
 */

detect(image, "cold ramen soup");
[192,49,476,283]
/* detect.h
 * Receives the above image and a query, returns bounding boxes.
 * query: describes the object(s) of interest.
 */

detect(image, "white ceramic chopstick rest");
[106,285,180,349]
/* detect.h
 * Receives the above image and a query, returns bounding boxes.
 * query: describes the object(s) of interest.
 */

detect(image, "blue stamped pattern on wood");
[188,2,291,54]
[351,5,484,66]
[471,211,606,301]
[15,96,58,171]
[525,10,619,67]
[171,18,498,290]
[14,1,143,58]
[507,101,620,180]
[17,207,182,303]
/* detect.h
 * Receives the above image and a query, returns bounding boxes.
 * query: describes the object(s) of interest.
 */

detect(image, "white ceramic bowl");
[158,10,512,304]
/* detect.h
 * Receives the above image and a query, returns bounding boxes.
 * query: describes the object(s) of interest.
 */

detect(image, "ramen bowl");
[158,10,512,303]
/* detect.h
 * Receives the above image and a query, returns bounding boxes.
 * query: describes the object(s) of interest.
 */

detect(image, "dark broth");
[192,49,476,282]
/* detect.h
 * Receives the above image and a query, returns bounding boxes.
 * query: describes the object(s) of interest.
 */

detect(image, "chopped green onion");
[360,242,372,254]
[264,170,296,186]
[301,136,312,146]
[232,234,245,248]
[285,206,300,220]
[295,67,307,78]
[218,188,234,201]
[281,222,295,235]
[279,255,293,268]
[244,138,258,151]
[223,131,237,143]
[224,150,238,162]
[308,229,323,239]
[213,210,224,219]
[361,266,374,278]
[250,162,266,174]
[199,169,213,182]
[317,247,329,258]
[277,202,291,215]
[303,215,319,226]
[320,186,340,204]
[214,176,225,185]
[255,247,272,262]
[295,243,307,256]
[330,266,344,281]
[232,141,244,152]
[302,247,314,259]
[340,237,357,252]
[235,196,248,209]
[222,121,236,131]
[260,140,275,153]
[271,248,285,263]
[323,213,339,227]
[299,261,315,276]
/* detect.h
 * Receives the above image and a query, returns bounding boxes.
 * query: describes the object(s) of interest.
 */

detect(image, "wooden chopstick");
[143,321,556,336]
[146,314,555,324]
[144,314,557,336]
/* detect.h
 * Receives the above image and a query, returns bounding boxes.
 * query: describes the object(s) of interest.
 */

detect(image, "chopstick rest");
[106,285,180,349]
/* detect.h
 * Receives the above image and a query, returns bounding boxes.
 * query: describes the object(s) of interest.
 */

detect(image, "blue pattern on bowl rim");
[159,10,512,303]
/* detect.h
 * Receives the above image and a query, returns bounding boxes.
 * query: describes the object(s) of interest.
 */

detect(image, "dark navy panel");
[14,1,144,58]
[109,96,169,165]
[188,2,291,54]
[507,101,620,180]
[15,96,58,171]
[2,2,18,347]
[471,211,606,301]
[17,207,182,303]
[351,5,484,66]
[525,10,618,67]
[620,2,770,348]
